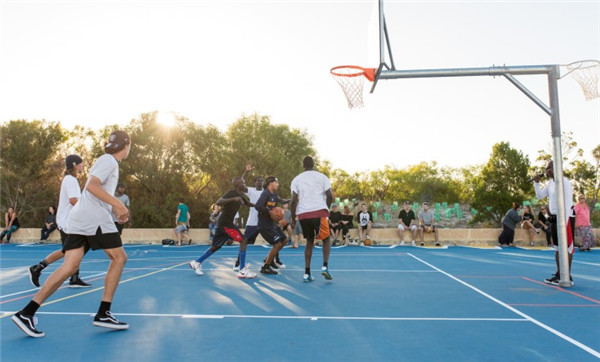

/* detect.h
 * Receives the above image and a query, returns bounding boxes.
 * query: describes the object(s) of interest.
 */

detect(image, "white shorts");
[397,224,417,232]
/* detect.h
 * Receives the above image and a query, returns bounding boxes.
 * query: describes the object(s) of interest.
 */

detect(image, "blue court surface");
[1,243,599,361]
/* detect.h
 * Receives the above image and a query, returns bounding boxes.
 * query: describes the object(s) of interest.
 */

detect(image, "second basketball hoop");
[331,65,376,109]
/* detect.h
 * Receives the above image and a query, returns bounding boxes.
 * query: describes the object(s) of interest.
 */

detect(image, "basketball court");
[1,243,599,361]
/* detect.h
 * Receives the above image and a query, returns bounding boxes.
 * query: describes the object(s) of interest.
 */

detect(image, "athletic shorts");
[549,215,575,255]
[300,217,330,241]
[115,222,124,235]
[62,227,121,253]
[175,224,188,233]
[420,224,436,232]
[398,224,417,232]
[213,226,243,247]
[330,223,341,232]
[244,225,259,245]
[259,225,287,245]
[358,223,371,230]
[59,229,69,244]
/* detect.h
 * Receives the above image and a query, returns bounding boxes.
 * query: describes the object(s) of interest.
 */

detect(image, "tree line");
[1,113,598,228]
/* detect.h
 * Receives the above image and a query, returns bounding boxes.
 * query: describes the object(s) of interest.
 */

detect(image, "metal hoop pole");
[548,65,572,287]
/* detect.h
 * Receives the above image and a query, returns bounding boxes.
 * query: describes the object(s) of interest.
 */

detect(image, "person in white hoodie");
[534,160,575,286]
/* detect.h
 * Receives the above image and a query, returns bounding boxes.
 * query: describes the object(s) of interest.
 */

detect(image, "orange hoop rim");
[330,65,376,82]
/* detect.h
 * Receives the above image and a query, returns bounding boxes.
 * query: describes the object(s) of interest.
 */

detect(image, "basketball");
[364,238,372,246]
[270,206,284,222]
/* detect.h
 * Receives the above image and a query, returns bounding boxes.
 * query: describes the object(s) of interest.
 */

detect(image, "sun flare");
[156,111,177,127]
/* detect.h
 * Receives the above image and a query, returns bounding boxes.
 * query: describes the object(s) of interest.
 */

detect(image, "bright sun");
[156,111,177,127]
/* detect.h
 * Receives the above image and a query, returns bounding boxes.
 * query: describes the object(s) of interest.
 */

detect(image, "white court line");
[54,268,439,273]
[407,253,600,359]
[0,310,528,322]
[0,272,107,299]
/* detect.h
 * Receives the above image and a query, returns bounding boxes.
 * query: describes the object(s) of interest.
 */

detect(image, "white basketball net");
[566,60,600,101]
[331,67,367,109]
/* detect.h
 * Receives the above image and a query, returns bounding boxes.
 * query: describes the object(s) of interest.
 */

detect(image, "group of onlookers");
[499,195,594,251]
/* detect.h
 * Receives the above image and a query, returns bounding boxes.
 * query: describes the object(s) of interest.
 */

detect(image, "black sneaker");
[544,273,560,286]
[29,265,42,288]
[275,259,286,269]
[11,312,44,338]
[93,311,129,330]
[69,278,91,288]
[260,265,278,274]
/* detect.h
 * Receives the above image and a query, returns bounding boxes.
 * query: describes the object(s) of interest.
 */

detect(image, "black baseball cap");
[105,130,130,152]
[65,154,83,170]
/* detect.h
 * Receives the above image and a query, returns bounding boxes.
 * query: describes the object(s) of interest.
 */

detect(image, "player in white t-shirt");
[13,131,132,338]
[28,155,91,288]
[290,156,333,282]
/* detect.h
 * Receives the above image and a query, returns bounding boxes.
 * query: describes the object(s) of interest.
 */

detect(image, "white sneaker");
[411,240,416,247]
[189,260,203,276]
[400,241,405,246]
[238,267,257,279]
[233,264,240,272]
[366,234,370,239]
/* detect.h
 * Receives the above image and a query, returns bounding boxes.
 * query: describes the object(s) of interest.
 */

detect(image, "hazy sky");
[1,0,598,173]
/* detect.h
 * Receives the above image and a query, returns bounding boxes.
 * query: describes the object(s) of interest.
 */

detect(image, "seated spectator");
[208,204,221,242]
[175,198,191,246]
[535,205,552,247]
[498,202,521,247]
[0,207,19,244]
[40,206,57,243]
[329,204,342,245]
[356,203,373,245]
[574,194,594,251]
[340,205,353,245]
[397,201,417,246]
[418,202,440,246]
[521,205,540,246]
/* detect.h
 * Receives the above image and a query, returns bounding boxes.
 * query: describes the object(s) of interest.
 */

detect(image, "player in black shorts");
[189,176,257,279]
[12,131,131,337]
[255,176,290,274]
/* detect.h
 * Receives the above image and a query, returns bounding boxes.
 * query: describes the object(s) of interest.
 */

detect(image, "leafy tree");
[470,142,531,226]
[0,120,66,225]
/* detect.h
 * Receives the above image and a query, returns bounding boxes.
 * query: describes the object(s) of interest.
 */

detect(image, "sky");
[1,0,599,173]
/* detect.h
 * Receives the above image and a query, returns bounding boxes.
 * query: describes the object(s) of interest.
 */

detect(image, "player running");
[189,176,257,279]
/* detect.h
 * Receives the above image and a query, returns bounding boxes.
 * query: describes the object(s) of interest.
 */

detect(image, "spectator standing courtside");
[175,199,191,246]
[397,201,417,246]
[40,206,57,243]
[534,160,575,286]
[112,183,131,235]
[574,194,594,252]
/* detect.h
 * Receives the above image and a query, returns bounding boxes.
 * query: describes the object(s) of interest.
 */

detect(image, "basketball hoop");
[564,60,600,101]
[331,65,376,109]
